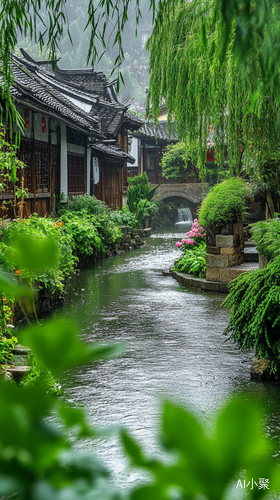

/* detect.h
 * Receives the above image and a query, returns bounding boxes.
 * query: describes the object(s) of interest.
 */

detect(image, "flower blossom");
[176,241,183,248]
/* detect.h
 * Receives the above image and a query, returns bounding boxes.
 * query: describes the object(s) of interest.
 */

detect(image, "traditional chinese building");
[1,49,141,218]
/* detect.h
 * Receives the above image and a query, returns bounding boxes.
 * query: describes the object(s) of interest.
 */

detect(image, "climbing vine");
[147,0,280,188]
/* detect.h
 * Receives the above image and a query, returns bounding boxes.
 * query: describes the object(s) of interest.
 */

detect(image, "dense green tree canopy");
[147,0,280,182]
[161,142,199,182]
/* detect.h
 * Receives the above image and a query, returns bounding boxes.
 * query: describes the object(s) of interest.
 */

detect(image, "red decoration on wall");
[206,149,215,162]
[24,108,29,128]
[41,117,47,133]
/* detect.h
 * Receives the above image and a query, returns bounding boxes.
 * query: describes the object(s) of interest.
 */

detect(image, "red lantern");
[41,117,47,133]
[24,108,29,128]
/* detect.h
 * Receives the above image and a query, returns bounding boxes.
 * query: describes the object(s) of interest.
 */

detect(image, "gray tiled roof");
[134,120,177,142]
[91,143,135,164]
[11,54,102,136]
[13,51,142,138]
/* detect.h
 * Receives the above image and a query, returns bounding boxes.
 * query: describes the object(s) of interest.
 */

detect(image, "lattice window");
[18,139,32,191]
[35,141,49,192]
[68,153,85,194]
[146,153,156,170]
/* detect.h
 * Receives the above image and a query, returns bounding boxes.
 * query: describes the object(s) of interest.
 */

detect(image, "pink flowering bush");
[175,220,206,250]
[174,220,206,277]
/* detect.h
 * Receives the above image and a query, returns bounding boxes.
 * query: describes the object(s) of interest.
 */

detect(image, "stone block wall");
[206,223,245,283]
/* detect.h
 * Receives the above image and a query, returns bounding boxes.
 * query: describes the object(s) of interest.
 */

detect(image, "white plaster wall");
[51,132,57,145]
[67,143,85,154]
[127,137,138,166]
[60,93,92,113]
[34,113,48,142]
[60,123,67,196]
[17,105,32,139]
[50,119,58,145]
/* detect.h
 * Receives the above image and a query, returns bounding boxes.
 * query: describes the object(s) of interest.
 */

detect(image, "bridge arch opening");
[153,195,198,228]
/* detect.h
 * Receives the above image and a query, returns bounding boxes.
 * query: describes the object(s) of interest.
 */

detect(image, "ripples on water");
[53,225,280,490]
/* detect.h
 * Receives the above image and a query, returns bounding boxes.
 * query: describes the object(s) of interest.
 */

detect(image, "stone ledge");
[172,271,228,293]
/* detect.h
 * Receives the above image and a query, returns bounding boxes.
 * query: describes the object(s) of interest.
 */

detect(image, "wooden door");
[68,153,86,196]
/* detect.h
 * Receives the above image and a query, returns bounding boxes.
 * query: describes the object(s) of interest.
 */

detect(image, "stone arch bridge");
[151,183,207,209]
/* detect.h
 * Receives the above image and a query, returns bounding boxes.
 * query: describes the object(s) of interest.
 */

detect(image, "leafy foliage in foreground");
[199,178,246,228]
[223,256,280,374]
[251,216,280,260]
[0,215,75,295]
[0,232,280,499]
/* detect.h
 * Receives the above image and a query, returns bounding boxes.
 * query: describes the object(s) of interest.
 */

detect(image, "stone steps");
[4,344,31,381]
[5,366,30,380]
[12,343,31,355]
[206,262,259,283]
[243,246,259,263]
[242,238,259,263]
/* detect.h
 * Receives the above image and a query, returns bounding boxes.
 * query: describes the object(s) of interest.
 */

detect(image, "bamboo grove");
[147,0,280,210]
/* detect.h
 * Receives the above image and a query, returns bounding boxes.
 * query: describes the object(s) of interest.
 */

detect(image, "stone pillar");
[206,223,244,283]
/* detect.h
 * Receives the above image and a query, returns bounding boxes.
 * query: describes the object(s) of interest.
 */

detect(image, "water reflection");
[54,226,280,489]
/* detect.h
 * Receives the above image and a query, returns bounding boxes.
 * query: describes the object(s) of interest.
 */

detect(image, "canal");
[53,225,280,490]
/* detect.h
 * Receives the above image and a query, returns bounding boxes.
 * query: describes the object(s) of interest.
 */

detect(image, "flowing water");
[176,207,193,224]
[53,225,280,491]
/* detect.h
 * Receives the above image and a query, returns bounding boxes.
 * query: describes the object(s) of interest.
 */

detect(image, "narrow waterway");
[54,225,280,490]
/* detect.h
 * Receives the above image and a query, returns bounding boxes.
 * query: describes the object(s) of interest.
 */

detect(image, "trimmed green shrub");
[223,256,280,374]
[251,216,280,260]
[199,177,246,228]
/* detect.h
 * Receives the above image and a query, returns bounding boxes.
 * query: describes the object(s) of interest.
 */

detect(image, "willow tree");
[147,0,280,211]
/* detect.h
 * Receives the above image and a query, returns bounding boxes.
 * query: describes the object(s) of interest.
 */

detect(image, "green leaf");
[20,317,125,373]
[8,233,59,274]
[121,430,147,467]
[58,406,93,438]
[0,271,33,298]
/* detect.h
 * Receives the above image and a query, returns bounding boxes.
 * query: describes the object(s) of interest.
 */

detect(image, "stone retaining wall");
[206,223,245,283]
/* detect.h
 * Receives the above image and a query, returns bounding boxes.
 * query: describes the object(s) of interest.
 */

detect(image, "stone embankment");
[117,226,151,254]
[206,223,247,283]
[169,224,259,292]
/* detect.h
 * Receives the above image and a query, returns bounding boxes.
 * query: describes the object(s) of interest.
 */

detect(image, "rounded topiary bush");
[199,177,246,229]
